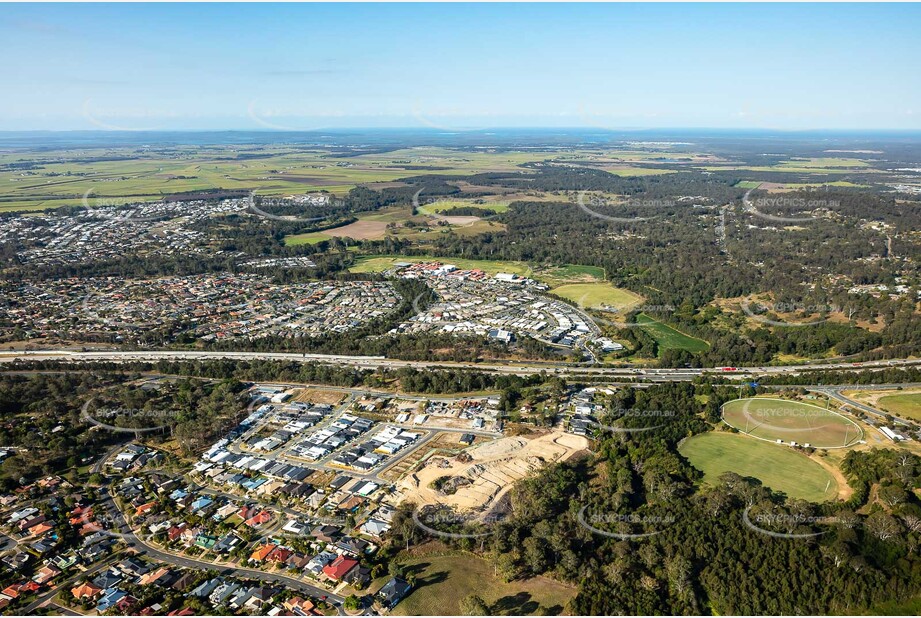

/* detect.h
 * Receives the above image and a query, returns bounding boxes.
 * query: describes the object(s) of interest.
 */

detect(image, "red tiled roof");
[135,501,156,516]
[322,556,358,580]
[167,525,185,541]
[245,510,272,527]
[267,546,292,563]
[28,522,53,536]
[71,582,103,599]
[249,543,276,562]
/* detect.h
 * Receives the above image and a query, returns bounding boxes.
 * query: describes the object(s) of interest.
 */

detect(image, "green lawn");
[550,283,643,311]
[636,313,710,353]
[390,550,575,616]
[876,392,921,422]
[679,432,839,502]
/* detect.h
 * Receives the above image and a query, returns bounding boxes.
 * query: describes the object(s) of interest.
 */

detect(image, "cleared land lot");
[551,282,643,311]
[292,388,346,405]
[285,207,414,245]
[286,222,393,246]
[679,432,839,502]
[379,432,466,483]
[722,398,862,448]
[315,219,388,240]
[389,547,576,616]
[399,431,589,517]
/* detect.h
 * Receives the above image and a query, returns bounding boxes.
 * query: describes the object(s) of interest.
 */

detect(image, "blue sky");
[2,3,919,131]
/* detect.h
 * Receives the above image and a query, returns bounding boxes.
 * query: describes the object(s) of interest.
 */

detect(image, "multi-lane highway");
[810,385,921,427]
[2,348,919,381]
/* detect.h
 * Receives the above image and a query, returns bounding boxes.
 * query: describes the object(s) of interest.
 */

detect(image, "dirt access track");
[398,431,590,518]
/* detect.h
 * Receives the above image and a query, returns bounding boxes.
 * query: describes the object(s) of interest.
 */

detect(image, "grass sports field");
[635,313,710,353]
[722,398,862,448]
[551,282,643,311]
[876,392,921,422]
[679,432,839,502]
[389,550,576,616]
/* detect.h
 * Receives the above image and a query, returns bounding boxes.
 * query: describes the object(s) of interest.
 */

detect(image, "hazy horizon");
[2,3,920,132]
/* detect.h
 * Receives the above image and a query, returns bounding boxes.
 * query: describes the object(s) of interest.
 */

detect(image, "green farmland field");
[635,313,709,353]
